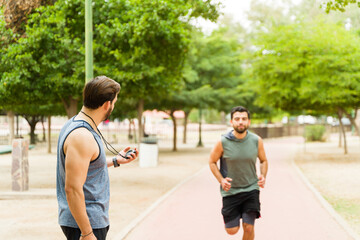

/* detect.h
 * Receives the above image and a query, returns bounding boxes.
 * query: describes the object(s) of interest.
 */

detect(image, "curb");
[112,166,208,240]
[292,161,360,240]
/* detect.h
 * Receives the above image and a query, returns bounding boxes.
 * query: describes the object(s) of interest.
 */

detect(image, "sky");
[194,0,304,33]
[193,0,251,33]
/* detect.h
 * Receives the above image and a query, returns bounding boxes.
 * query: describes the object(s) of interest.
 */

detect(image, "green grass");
[325,196,360,235]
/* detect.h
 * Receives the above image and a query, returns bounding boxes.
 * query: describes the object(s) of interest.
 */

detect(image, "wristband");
[112,156,120,168]
[81,230,93,238]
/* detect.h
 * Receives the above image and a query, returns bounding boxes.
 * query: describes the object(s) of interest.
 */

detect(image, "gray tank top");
[56,116,110,228]
[220,130,259,197]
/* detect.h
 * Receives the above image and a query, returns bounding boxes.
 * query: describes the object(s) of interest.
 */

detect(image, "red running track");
[123,137,354,240]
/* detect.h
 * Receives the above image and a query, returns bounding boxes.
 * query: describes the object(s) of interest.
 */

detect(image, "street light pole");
[85,0,93,83]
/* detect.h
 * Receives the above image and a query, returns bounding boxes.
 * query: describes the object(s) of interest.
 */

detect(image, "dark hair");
[230,106,250,120]
[83,76,121,109]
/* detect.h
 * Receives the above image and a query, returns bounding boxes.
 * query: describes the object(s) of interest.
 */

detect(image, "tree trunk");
[7,111,15,145]
[128,119,132,141]
[132,119,137,143]
[337,110,347,154]
[197,108,203,147]
[61,96,78,119]
[137,99,144,143]
[170,110,177,151]
[47,116,51,153]
[16,114,19,137]
[143,115,147,137]
[338,125,342,148]
[183,110,191,144]
[341,108,360,137]
[41,116,46,142]
[24,115,41,145]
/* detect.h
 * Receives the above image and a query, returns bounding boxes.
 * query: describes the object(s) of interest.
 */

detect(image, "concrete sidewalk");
[121,137,355,240]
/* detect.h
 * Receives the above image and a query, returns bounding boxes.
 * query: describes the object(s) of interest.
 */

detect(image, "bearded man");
[209,106,268,240]
[56,76,138,240]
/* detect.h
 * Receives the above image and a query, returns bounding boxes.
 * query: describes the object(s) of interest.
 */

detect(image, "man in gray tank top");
[209,106,268,240]
[56,76,138,240]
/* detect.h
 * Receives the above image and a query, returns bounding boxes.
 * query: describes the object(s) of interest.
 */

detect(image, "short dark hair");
[231,106,250,120]
[83,76,121,109]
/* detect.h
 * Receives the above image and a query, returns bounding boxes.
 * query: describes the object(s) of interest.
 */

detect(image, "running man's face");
[231,111,250,134]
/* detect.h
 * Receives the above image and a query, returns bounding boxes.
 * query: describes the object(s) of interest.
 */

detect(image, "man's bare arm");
[257,137,268,188]
[209,140,232,192]
[64,128,98,238]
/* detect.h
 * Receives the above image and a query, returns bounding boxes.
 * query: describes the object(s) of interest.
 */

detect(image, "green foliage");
[188,109,199,122]
[324,0,360,13]
[250,18,360,115]
[305,125,326,142]
[0,0,220,119]
[167,28,245,112]
[93,0,220,118]
[0,1,85,114]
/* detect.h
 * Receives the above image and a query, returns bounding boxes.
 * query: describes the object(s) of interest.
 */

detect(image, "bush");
[305,125,326,142]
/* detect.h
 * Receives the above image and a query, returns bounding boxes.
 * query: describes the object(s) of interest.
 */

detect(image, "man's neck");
[80,107,102,128]
[232,130,247,140]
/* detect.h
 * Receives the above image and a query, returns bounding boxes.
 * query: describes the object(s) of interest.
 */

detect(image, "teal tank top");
[56,116,110,228]
[220,130,259,197]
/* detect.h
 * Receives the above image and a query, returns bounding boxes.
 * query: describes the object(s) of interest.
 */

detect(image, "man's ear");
[102,100,111,111]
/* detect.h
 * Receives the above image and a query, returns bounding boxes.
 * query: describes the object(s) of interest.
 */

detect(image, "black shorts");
[61,225,109,240]
[221,190,261,228]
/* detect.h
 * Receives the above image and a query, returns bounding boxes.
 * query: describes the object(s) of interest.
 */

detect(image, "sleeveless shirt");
[56,116,110,228]
[220,130,259,197]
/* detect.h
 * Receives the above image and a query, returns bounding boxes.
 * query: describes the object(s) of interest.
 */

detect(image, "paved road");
[123,137,354,240]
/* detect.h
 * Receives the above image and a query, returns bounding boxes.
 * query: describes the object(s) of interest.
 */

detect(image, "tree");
[1,0,220,138]
[154,28,247,151]
[0,0,55,35]
[250,18,360,153]
[0,1,85,121]
[323,0,360,12]
[93,0,220,143]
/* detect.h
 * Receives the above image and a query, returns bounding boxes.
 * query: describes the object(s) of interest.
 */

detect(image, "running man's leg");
[242,211,256,240]
[224,215,241,235]
[222,194,242,235]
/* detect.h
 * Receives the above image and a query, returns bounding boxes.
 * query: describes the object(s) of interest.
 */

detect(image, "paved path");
[122,137,354,240]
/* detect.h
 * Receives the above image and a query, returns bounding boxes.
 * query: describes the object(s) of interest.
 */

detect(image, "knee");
[243,223,254,234]
[226,227,239,235]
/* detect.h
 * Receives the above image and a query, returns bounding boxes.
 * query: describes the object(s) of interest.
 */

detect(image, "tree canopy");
[250,18,360,115]
[324,0,360,12]
[0,0,220,119]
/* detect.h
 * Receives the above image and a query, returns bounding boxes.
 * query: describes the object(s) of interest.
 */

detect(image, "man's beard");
[233,125,248,134]
[103,107,113,121]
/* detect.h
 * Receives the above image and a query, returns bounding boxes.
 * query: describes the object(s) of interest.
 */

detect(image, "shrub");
[305,125,326,142]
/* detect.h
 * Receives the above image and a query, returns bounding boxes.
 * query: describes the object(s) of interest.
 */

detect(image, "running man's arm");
[209,140,232,192]
[64,128,98,239]
[257,137,268,188]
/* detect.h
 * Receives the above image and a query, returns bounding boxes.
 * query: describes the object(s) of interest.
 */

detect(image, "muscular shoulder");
[64,127,98,156]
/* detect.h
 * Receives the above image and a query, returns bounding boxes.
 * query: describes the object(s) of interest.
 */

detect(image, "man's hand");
[221,177,232,192]
[118,146,138,164]
[258,175,266,188]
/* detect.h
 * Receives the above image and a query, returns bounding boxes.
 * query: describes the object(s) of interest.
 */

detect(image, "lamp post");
[85,0,93,83]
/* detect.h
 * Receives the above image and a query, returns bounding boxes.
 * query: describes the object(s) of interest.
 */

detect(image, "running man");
[209,106,268,240]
